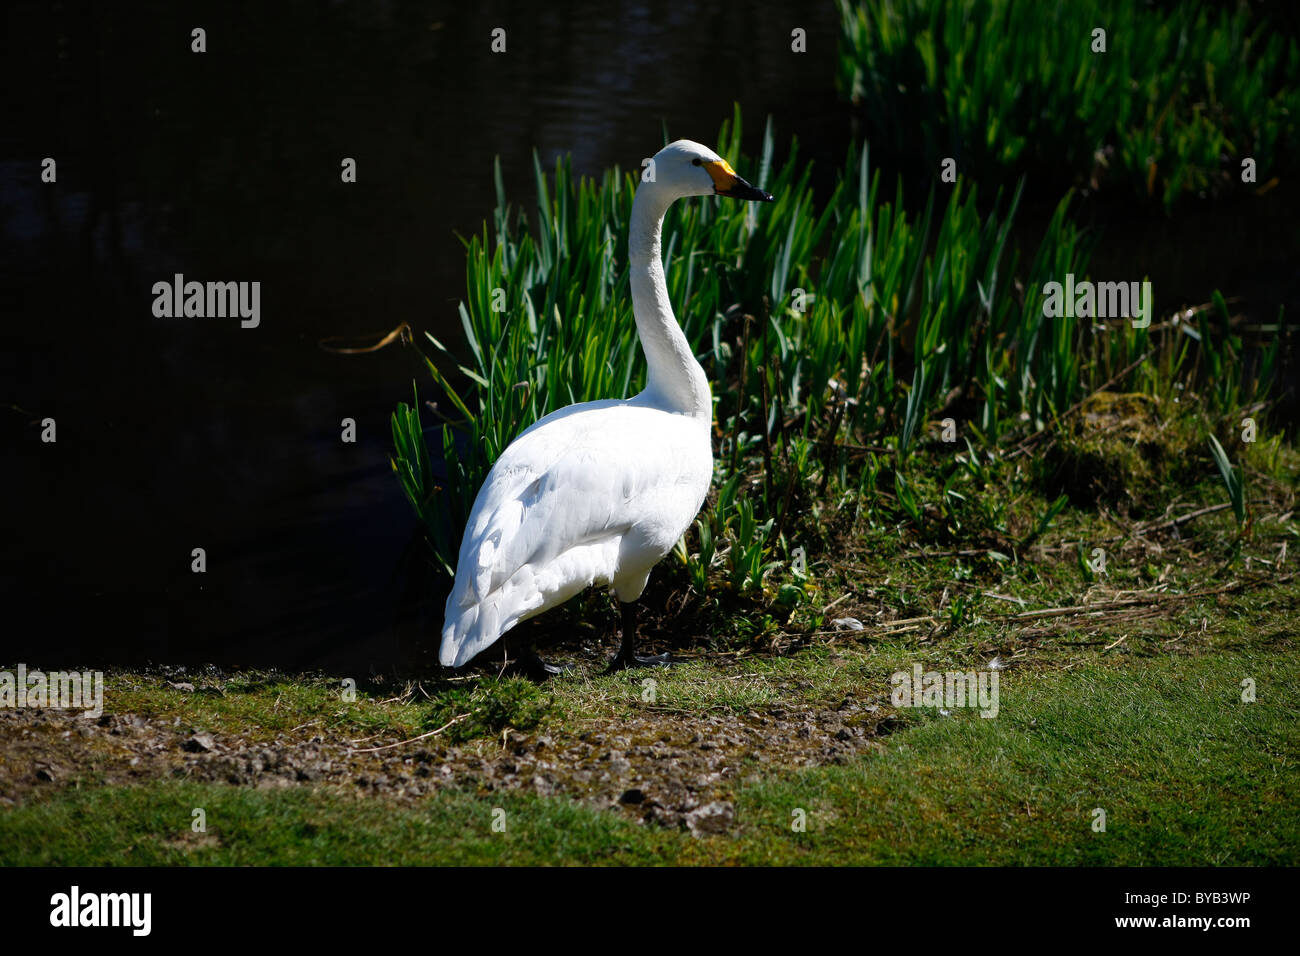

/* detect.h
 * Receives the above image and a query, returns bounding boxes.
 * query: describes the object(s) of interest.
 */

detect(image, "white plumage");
[439,139,773,670]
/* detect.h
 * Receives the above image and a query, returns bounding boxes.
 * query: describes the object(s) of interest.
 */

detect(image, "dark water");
[1,0,847,669]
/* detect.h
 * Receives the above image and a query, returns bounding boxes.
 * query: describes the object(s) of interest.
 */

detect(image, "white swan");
[439,139,773,672]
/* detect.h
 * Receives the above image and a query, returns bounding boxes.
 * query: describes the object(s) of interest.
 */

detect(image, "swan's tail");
[439,590,503,668]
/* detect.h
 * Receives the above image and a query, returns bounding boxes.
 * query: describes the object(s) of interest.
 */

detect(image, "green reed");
[836,0,1300,212]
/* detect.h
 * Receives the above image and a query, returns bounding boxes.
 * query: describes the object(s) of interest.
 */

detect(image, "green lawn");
[4,643,1294,866]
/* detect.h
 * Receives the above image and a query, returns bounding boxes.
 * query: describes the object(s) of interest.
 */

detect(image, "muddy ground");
[0,663,895,835]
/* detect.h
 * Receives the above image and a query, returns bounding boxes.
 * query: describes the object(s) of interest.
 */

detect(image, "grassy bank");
[5,448,1298,863]
[3,613,1296,864]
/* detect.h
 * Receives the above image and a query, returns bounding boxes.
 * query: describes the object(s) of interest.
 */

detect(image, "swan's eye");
[692,158,703,166]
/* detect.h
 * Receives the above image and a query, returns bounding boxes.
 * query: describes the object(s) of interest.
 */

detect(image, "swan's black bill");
[718,175,774,202]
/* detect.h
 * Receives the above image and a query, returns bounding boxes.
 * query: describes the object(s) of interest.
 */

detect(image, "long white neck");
[627,184,712,421]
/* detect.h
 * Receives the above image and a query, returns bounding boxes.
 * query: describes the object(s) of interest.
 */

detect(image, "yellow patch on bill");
[705,159,738,190]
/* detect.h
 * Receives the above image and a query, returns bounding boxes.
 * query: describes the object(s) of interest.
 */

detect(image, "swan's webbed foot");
[605,650,673,673]
[604,601,673,673]
[506,646,570,681]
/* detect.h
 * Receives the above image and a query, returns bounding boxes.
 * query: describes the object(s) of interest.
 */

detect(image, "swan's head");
[645,139,774,203]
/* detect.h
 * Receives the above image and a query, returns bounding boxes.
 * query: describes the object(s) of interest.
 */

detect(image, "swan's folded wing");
[460,433,654,604]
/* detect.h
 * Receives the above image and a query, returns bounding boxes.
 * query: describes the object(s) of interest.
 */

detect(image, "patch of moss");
[427,677,553,743]
[1043,391,1195,511]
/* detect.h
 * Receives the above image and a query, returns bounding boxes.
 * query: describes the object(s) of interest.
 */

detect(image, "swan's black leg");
[606,601,672,672]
